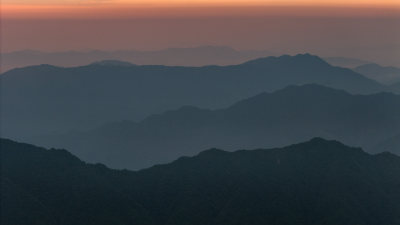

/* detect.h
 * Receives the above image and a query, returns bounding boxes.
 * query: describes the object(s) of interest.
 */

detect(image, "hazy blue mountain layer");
[27,84,400,169]
[353,63,400,85]
[323,57,372,68]
[1,54,390,139]
[1,46,275,72]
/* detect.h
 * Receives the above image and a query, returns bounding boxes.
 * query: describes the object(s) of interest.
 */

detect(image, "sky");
[1,0,400,65]
[4,0,400,6]
[3,0,400,18]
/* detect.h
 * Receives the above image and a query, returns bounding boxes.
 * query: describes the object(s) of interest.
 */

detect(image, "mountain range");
[2,138,400,225]
[1,46,275,72]
[6,47,395,73]
[323,57,374,68]
[1,54,393,140]
[26,84,400,170]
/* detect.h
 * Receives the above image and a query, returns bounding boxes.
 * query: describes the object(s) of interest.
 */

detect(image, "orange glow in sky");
[2,0,400,63]
[3,0,400,19]
[4,0,400,6]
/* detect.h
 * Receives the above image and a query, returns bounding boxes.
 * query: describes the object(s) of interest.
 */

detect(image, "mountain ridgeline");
[1,46,275,72]
[353,63,400,85]
[27,84,400,170]
[2,138,400,225]
[1,54,392,139]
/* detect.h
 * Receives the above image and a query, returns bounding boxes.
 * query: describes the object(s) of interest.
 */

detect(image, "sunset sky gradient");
[5,0,400,6]
[3,0,400,19]
[1,0,400,66]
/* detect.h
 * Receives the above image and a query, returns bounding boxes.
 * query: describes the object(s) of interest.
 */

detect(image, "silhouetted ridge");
[2,46,278,72]
[1,138,83,167]
[286,137,364,155]
[3,138,400,225]
[295,137,346,147]
[299,137,349,146]
[90,60,136,67]
[2,53,392,150]
[196,148,228,157]
[242,53,329,67]
[226,84,349,112]
[9,64,62,74]
[24,84,400,169]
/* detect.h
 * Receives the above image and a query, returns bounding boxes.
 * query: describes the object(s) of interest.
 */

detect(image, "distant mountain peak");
[10,64,62,72]
[197,148,228,157]
[242,53,329,67]
[282,137,345,149]
[291,53,331,65]
[307,137,345,146]
[286,137,364,156]
[89,60,135,67]
[191,138,366,164]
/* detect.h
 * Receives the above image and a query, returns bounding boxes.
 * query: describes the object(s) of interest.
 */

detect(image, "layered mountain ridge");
[27,84,400,169]
[2,138,400,225]
[1,54,391,139]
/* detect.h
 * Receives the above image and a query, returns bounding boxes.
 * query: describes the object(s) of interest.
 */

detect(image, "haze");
[1,0,400,66]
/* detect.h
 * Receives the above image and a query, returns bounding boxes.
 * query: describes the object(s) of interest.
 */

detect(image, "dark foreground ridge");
[2,138,400,225]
